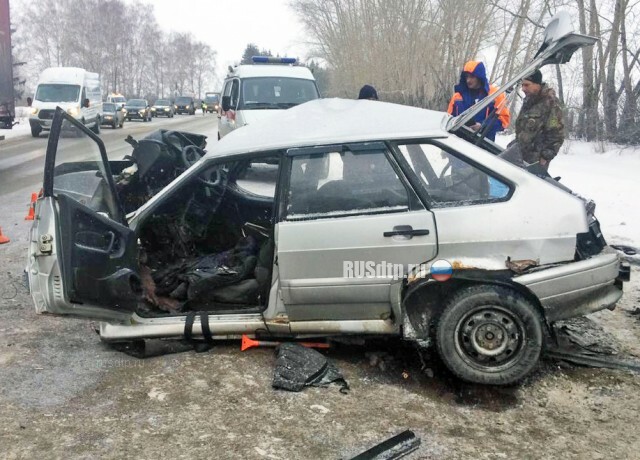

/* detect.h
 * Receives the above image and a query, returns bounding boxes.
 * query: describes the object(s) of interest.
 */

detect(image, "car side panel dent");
[513,247,623,321]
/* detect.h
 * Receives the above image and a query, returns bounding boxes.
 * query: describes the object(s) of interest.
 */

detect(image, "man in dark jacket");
[515,70,565,169]
[448,60,510,141]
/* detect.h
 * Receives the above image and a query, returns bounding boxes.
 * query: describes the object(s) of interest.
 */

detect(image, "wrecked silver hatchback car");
[28,14,628,385]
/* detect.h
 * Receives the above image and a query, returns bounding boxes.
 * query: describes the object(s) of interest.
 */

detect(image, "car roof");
[206,98,450,158]
[226,64,315,80]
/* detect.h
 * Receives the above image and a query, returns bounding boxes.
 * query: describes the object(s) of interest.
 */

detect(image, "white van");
[218,57,320,140]
[29,67,103,137]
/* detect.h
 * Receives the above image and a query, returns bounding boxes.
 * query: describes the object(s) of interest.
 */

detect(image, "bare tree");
[293,0,640,144]
[13,0,218,101]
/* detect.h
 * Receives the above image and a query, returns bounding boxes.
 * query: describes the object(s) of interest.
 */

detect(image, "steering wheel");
[163,130,195,156]
[181,144,206,168]
[200,167,226,190]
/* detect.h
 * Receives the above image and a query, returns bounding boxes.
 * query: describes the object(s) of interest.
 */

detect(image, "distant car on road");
[175,96,195,115]
[151,99,174,118]
[203,94,220,113]
[124,99,152,122]
[100,102,125,129]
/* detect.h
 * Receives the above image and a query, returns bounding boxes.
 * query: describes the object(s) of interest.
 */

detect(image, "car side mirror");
[222,96,231,112]
[83,98,90,108]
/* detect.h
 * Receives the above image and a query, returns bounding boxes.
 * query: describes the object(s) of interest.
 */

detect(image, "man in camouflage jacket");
[515,70,565,169]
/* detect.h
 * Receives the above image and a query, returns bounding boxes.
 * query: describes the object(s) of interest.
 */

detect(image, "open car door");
[28,107,140,322]
[447,11,598,135]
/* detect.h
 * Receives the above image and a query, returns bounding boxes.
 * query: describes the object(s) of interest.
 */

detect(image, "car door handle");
[383,226,430,238]
[75,230,116,254]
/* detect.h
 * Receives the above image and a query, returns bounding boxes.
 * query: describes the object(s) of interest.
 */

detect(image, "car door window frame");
[230,79,240,109]
[390,138,514,208]
[279,142,424,222]
[43,108,127,225]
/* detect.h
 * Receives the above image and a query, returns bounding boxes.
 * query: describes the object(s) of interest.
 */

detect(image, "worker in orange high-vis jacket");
[447,60,510,141]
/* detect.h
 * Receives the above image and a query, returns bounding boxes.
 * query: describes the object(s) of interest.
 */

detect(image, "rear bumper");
[514,247,626,322]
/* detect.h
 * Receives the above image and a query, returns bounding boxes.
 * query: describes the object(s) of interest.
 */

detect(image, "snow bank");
[496,133,639,247]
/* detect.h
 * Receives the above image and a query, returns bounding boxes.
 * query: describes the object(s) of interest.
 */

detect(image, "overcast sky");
[143,0,312,86]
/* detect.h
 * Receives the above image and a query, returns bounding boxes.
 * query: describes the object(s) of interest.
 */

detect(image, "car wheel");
[31,125,41,137]
[113,121,117,129]
[436,285,543,385]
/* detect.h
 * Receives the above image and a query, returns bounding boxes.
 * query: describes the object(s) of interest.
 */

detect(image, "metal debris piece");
[349,430,421,460]
[553,317,620,355]
[505,257,539,274]
[545,317,640,372]
[545,350,640,373]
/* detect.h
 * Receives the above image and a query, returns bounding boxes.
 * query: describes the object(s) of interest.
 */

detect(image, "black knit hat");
[524,70,543,85]
[358,84,378,100]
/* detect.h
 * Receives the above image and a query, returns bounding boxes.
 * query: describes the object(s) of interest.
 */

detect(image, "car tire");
[31,125,41,137]
[113,121,117,129]
[435,285,543,385]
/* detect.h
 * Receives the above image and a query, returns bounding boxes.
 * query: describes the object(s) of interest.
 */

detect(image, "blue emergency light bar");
[252,56,297,64]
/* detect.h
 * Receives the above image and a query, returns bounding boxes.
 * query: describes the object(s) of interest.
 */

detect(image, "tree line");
[292,0,640,144]
[12,0,217,101]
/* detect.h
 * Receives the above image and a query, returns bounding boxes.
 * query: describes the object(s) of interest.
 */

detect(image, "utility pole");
[0,0,15,130]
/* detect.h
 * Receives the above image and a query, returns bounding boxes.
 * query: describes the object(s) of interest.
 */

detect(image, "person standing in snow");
[447,60,510,141]
[358,85,378,100]
[514,70,565,170]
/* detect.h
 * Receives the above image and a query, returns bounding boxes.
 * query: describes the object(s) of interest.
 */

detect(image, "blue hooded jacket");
[448,61,509,141]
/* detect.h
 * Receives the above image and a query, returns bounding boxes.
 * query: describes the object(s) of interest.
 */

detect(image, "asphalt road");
[0,112,219,196]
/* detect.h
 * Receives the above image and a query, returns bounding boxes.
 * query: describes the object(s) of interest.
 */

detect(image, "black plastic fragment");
[272,343,349,393]
[349,430,421,460]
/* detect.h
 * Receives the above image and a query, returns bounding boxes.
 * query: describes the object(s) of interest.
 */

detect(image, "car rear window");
[397,142,511,206]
